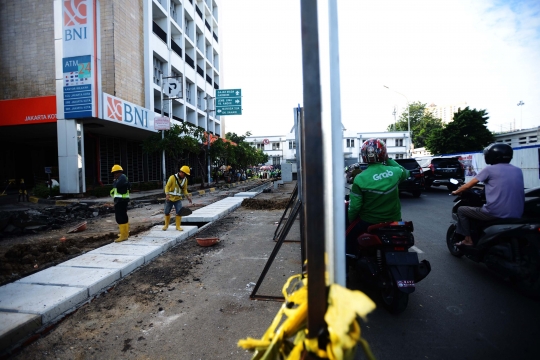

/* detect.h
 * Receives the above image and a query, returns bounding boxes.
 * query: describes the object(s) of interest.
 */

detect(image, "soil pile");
[241,198,289,210]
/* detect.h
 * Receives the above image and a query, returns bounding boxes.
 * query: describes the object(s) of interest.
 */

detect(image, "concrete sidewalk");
[0,181,270,354]
[26,178,265,206]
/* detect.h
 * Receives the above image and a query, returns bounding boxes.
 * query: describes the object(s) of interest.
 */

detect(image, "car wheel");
[412,190,421,198]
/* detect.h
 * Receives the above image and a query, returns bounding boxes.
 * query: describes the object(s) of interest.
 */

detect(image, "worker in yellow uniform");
[110,165,130,242]
[163,165,192,231]
[18,179,28,202]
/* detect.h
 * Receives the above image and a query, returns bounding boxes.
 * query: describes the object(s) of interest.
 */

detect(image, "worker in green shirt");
[346,139,409,254]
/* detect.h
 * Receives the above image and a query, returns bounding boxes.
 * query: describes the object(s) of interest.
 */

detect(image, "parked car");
[418,156,464,190]
[394,158,424,198]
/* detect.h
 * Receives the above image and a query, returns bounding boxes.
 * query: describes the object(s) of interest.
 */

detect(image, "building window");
[346,139,355,148]
[197,90,203,110]
[272,142,280,150]
[396,139,403,147]
[289,141,296,149]
[186,81,193,104]
[256,143,263,150]
[153,57,164,85]
[273,157,281,166]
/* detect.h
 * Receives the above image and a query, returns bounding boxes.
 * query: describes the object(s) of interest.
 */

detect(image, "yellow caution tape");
[238,272,376,360]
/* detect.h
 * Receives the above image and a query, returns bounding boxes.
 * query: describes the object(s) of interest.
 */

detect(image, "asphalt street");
[358,187,540,360]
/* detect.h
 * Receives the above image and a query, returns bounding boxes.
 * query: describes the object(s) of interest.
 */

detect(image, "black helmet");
[483,143,513,165]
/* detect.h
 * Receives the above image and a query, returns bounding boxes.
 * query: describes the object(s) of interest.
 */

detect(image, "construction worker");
[163,165,192,231]
[110,165,130,242]
[18,179,28,202]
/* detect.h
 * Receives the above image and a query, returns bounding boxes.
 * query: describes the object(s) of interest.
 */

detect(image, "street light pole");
[517,101,524,130]
[384,85,410,157]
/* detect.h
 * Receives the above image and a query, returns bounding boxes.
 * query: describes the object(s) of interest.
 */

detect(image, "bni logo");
[106,96,123,121]
[64,0,88,27]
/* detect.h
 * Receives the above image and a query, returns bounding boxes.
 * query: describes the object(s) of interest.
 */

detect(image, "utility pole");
[392,106,397,130]
[517,101,524,130]
[205,96,215,185]
[160,73,183,188]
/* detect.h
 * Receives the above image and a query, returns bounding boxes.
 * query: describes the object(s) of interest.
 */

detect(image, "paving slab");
[128,236,177,250]
[234,192,258,197]
[16,267,120,296]
[88,243,163,263]
[56,253,144,277]
[0,283,88,323]
[0,312,42,351]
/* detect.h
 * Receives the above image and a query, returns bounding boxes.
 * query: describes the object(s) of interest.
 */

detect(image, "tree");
[142,122,206,181]
[223,132,268,168]
[386,101,444,148]
[142,122,204,165]
[425,107,494,155]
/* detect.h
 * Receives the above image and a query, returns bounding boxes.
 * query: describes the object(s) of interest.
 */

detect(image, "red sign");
[263,139,270,145]
[0,96,57,126]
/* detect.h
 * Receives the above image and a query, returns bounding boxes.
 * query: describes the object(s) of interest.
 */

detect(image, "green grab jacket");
[348,158,409,224]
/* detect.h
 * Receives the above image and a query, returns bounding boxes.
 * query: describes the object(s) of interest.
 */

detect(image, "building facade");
[426,102,468,124]
[0,0,222,193]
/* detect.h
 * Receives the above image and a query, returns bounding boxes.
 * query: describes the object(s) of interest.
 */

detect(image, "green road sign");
[216,89,242,115]
[216,106,242,116]
[216,89,241,98]
[216,97,241,106]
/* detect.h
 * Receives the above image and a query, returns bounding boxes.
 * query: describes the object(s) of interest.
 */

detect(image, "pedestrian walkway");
[0,191,260,353]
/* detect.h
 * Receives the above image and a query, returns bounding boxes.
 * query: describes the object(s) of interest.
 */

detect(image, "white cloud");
[221,0,540,136]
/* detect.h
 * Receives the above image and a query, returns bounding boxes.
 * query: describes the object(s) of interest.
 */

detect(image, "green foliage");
[142,122,205,165]
[386,101,444,148]
[425,107,494,155]
[32,184,60,198]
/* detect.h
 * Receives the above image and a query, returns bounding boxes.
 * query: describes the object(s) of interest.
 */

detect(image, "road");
[359,188,540,360]
[8,184,540,359]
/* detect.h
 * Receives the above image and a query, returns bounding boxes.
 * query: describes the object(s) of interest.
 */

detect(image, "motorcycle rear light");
[394,247,405,251]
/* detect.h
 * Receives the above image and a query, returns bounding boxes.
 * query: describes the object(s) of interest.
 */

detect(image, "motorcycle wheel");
[516,239,540,299]
[446,224,465,258]
[379,271,409,314]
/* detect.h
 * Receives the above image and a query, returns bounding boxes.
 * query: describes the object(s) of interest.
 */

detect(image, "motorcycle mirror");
[450,178,459,185]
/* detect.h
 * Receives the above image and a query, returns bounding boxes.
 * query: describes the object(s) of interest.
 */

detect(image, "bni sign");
[216,89,242,116]
[59,0,100,119]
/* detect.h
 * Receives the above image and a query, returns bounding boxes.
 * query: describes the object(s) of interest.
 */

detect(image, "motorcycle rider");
[346,138,409,253]
[451,143,524,246]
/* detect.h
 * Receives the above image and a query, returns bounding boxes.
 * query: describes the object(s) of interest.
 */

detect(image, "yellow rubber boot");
[176,216,183,231]
[115,223,129,242]
[162,215,170,231]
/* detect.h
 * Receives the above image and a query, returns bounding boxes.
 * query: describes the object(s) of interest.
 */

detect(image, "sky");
[220,0,540,137]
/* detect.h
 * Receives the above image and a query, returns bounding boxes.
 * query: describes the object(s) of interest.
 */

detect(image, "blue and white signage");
[103,93,156,132]
[60,0,99,119]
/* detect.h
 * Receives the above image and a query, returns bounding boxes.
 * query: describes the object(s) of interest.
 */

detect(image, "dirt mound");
[241,198,289,210]
[0,225,151,286]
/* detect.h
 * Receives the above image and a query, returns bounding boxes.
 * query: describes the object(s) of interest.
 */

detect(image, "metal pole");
[161,73,166,188]
[327,0,345,286]
[300,0,327,343]
[384,86,410,157]
[206,97,214,184]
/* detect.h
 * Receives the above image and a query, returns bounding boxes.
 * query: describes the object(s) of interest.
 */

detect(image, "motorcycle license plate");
[397,280,415,288]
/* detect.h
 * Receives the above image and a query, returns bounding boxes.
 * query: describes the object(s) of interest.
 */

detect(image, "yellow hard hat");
[180,165,191,175]
[111,164,123,173]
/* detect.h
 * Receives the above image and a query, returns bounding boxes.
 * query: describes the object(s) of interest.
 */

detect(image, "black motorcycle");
[345,195,431,314]
[446,180,540,294]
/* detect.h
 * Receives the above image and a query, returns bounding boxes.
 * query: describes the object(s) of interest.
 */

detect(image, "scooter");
[345,195,431,314]
[446,179,540,293]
